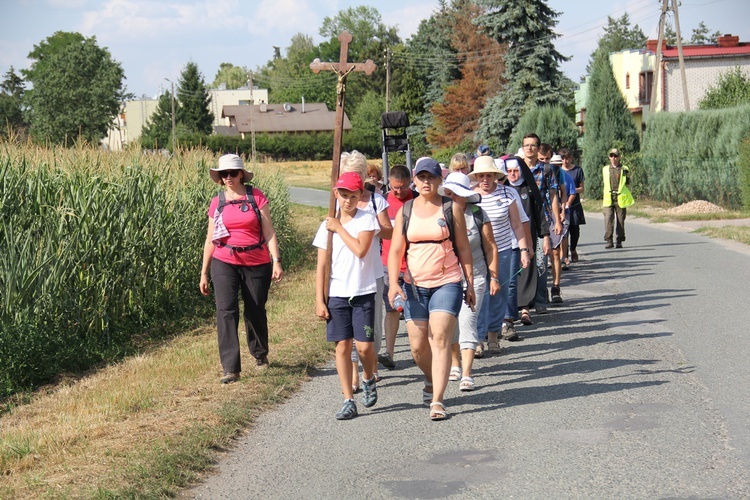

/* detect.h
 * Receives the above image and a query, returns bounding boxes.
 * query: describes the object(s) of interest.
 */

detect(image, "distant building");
[102,87,269,150]
[220,102,351,138]
[574,34,750,136]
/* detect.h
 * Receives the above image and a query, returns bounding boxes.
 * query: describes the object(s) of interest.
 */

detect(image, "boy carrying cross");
[313,172,380,420]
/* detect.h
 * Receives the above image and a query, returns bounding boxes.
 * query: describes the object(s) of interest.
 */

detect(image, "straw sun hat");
[469,155,506,181]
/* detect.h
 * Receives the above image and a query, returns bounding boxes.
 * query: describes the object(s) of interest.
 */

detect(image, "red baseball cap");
[334,172,364,192]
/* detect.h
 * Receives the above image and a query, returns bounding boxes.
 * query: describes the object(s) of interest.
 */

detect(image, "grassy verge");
[0,204,329,499]
[255,159,334,190]
[581,198,750,246]
[695,226,750,246]
[254,158,382,190]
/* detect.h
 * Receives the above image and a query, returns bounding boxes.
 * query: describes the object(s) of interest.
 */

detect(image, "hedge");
[641,104,750,209]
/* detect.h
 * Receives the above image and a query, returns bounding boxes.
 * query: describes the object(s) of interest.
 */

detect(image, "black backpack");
[401,197,486,267]
[216,185,266,252]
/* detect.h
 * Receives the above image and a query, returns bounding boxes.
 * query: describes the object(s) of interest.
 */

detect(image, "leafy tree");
[0,66,27,137]
[317,6,400,110]
[22,31,129,145]
[140,91,174,149]
[475,0,573,150]
[345,90,385,156]
[507,105,579,153]
[690,21,721,44]
[587,14,647,73]
[176,62,213,135]
[581,50,640,193]
[212,62,249,89]
[257,33,332,109]
[698,66,750,109]
[400,1,461,152]
[428,0,505,149]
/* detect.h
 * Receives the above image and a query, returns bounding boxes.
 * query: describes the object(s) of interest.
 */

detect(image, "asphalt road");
[187,209,750,499]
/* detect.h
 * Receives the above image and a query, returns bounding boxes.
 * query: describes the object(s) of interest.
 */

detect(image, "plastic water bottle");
[393,294,405,312]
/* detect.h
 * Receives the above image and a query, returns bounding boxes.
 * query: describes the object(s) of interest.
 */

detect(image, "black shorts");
[326,293,376,342]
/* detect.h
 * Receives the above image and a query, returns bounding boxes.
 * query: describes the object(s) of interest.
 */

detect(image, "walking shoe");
[378,353,396,369]
[615,241,623,248]
[501,322,520,341]
[551,286,563,304]
[220,372,239,384]
[362,377,378,408]
[604,241,614,249]
[535,304,548,314]
[571,249,578,262]
[256,356,269,369]
[336,399,358,420]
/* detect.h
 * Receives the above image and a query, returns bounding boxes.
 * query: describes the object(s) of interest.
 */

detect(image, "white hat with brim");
[438,172,481,203]
[550,154,563,165]
[469,155,506,181]
[210,154,254,184]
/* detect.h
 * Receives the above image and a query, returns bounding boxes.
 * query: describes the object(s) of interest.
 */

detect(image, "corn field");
[0,141,296,397]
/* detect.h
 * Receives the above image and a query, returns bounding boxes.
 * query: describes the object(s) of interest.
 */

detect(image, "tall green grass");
[0,142,298,397]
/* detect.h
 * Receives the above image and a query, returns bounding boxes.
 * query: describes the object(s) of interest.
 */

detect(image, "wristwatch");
[519,248,529,253]
[272,257,282,264]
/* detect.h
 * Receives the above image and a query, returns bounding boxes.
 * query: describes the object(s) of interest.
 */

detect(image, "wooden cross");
[310,30,376,208]
[310,31,376,302]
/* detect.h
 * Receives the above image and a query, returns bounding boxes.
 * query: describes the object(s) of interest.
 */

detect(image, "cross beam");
[309,30,377,302]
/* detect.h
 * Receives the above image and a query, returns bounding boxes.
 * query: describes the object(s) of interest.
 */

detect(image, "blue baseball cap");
[413,157,442,178]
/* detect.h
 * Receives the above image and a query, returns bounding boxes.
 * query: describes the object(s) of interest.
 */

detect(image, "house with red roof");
[575,34,750,136]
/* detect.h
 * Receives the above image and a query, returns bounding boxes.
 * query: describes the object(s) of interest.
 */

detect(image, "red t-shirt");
[208,188,271,267]
[381,190,413,271]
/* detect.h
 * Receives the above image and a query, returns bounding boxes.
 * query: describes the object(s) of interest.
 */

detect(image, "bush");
[739,135,750,210]
[507,105,579,154]
[641,104,750,208]
[0,143,300,396]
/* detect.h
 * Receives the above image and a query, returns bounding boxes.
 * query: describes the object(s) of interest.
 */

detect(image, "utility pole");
[165,78,176,150]
[650,0,668,115]
[247,73,256,167]
[671,0,690,110]
[385,47,391,113]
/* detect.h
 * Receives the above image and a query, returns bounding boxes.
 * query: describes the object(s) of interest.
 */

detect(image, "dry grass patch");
[254,158,383,190]
[695,226,750,246]
[0,204,330,499]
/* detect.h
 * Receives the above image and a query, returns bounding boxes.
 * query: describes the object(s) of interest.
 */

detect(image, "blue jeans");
[506,248,520,321]
[477,248,511,339]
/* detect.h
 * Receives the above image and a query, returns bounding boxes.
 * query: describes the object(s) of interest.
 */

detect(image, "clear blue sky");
[1,0,748,98]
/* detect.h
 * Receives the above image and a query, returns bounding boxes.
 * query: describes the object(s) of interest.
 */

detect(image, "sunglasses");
[609,153,620,158]
[219,170,242,179]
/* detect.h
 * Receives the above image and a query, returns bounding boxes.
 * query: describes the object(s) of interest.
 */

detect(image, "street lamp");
[164,78,176,149]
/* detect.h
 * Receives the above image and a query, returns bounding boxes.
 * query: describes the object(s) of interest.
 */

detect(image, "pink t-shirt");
[404,202,462,288]
[208,188,271,267]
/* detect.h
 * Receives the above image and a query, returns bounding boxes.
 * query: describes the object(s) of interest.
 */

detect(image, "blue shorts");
[403,281,463,323]
[326,294,376,343]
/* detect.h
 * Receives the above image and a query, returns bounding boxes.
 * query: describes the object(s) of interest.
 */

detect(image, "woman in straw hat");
[439,172,498,391]
[471,156,531,351]
[200,154,283,384]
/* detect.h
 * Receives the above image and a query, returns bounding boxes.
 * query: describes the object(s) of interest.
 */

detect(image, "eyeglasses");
[219,170,242,178]
[609,153,620,158]
[389,185,409,192]
[522,143,538,149]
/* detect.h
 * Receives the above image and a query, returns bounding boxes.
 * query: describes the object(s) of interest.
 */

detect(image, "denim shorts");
[403,281,463,323]
[326,294,376,343]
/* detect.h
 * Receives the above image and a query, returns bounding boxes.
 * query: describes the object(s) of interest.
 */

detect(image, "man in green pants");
[602,148,634,249]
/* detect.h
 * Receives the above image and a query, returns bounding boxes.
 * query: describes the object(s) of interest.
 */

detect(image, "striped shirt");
[476,185,529,252]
